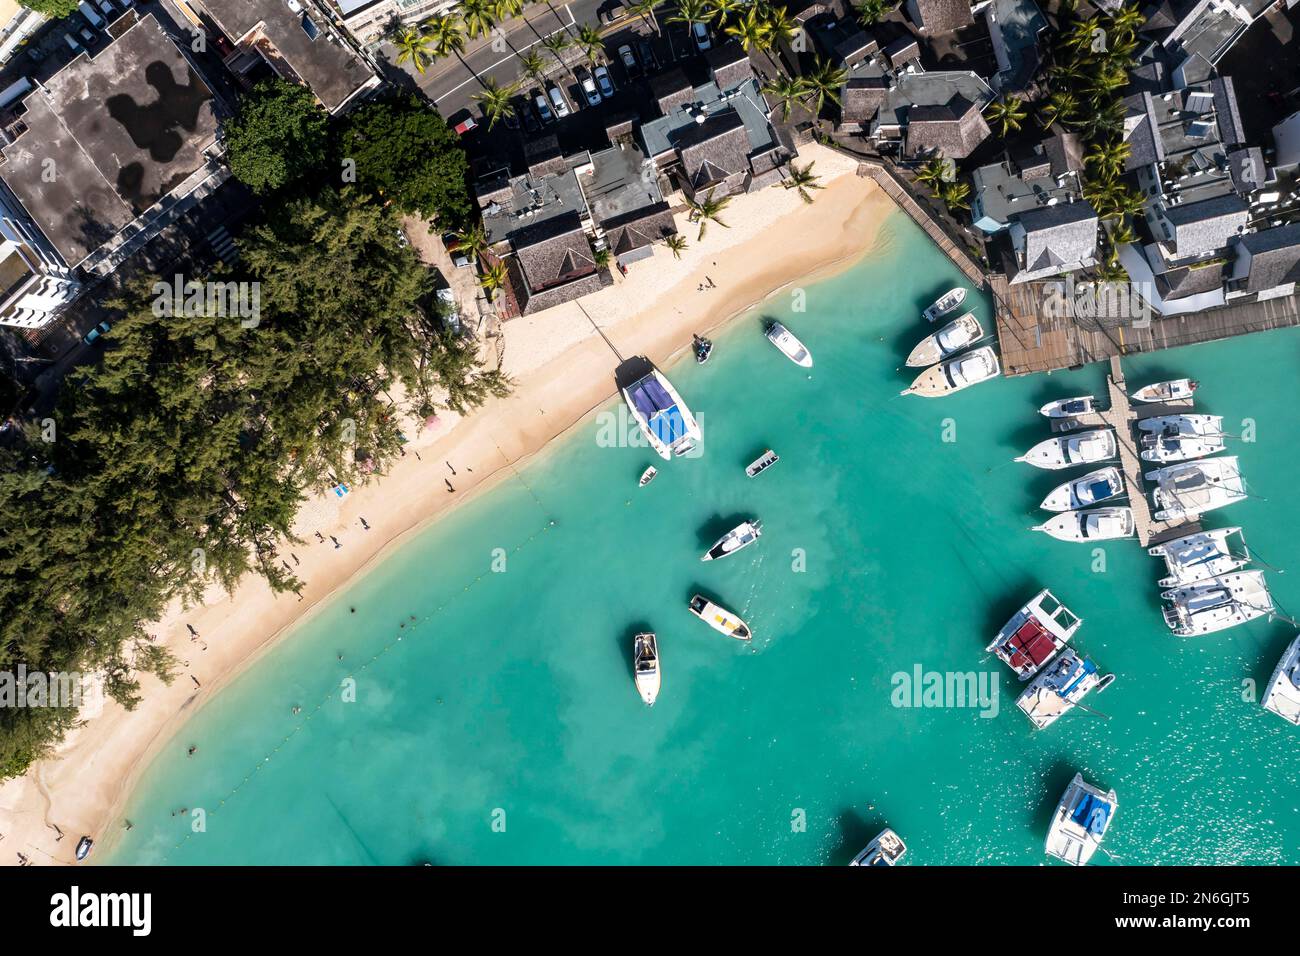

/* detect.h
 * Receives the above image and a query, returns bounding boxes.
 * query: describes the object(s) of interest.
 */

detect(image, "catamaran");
[1161,570,1274,636]
[1131,378,1198,403]
[1016,428,1117,470]
[1148,456,1246,521]
[1017,648,1115,729]
[1148,527,1249,587]
[688,594,752,641]
[1138,414,1225,462]
[906,312,982,367]
[1039,466,1124,512]
[1039,395,1097,419]
[922,287,966,322]
[621,367,702,461]
[633,632,661,705]
[1033,507,1135,543]
[745,449,779,477]
[849,828,907,866]
[1137,413,1223,435]
[901,346,1000,398]
[702,520,762,561]
[1045,774,1117,866]
[765,321,813,368]
[1262,634,1300,725]
[987,588,1082,680]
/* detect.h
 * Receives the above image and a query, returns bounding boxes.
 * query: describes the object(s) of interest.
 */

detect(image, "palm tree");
[454,224,490,261]
[1086,140,1131,179]
[573,24,605,66]
[854,0,892,26]
[460,0,497,39]
[763,4,798,49]
[725,4,772,52]
[1109,4,1145,39]
[540,30,577,84]
[915,157,950,192]
[629,0,663,35]
[1037,90,1078,129]
[475,78,518,129]
[940,180,971,210]
[762,73,808,120]
[426,13,467,61]
[1062,18,1099,53]
[706,0,741,25]
[479,260,510,300]
[784,161,824,204]
[664,234,688,259]
[686,188,732,240]
[669,0,711,31]
[393,26,435,75]
[802,57,848,114]
[985,95,1028,136]
[518,48,548,86]
[593,247,612,269]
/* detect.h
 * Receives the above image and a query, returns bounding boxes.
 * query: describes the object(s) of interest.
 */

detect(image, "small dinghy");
[1039,395,1096,419]
[1033,506,1135,542]
[1131,378,1198,403]
[765,321,812,367]
[1016,428,1117,470]
[701,519,762,561]
[639,466,657,487]
[693,334,713,364]
[688,594,752,641]
[1262,634,1300,725]
[1040,466,1124,512]
[849,828,907,866]
[922,287,966,322]
[75,836,94,862]
[901,345,1000,397]
[905,312,982,367]
[633,632,660,705]
[745,449,779,477]
[1045,774,1116,866]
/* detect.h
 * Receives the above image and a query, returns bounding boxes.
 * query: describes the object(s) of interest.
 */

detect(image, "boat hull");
[1262,635,1300,725]
[621,368,701,461]
[766,322,813,367]
[922,287,966,322]
[1033,507,1134,542]
[633,633,660,705]
[1045,773,1116,866]
[1017,429,1117,470]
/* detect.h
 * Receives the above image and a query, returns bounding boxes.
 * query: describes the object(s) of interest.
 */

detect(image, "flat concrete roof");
[582,143,663,227]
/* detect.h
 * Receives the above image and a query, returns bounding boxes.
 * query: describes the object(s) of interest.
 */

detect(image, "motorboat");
[1033,507,1135,543]
[688,594,752,641]
[1161,570,1274,636]
[1262,634,1300,725]
[702,520,762,561]
[1016,429,1117,470]
[621,367,702,461]
[693,334,713,364]
[639,466,657,487]
[633,632,660,705]
[1045,773,1116,866]
[1148,527,1248,587]
[849,828,907,866]
[901,346,1000,398]
[922,286,966,322]
[987,588,1082,680]
[1039,395,1096,419]
[1131,378,1197,403]
[74,836,94,862]
[905,312,982,367]
[1017,648,1115,729]
[745,449,779,478]
[1148,456,1246,521]
[1039,466,1124,512]
[765,321,813,368]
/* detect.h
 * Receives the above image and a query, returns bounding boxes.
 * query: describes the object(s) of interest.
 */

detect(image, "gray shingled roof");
[1238,222,1300,293]
[652,67,695,115]
[909,0,975,34]
[705,42,753,92]
[1155,260,1228,300]
[1164,194,1248,258]
[603,203,678,256]
[511,211,597,292]
[904,95,990,158]
[1014,201,1099,280]
[675,111,751,192]
[841,75,891,127]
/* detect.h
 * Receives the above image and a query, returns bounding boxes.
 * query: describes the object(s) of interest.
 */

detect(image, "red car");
[452,113,478,136]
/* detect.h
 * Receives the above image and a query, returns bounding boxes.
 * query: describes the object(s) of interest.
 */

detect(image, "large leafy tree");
[20,0,79,16]
[224,79,330,196]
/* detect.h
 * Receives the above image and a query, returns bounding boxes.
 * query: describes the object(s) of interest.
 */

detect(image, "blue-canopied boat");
[621,367,701,461]
[1046,774,1117,866]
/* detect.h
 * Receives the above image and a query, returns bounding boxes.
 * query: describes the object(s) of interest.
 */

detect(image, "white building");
[330,0,459,43]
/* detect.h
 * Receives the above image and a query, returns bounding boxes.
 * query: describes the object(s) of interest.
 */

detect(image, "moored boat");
[1016,428,1117,470]
[1140,433,1226,463]
[905,312,982,367]
[922,286,966,322]
[639,466,657,487]
[75,836,94,862]
[1039,395,1096,419]
[1262,634,1300,725]
[1039,466,1124,512]
[701,519,762,561]
[633,632,660,705]
[987,588,1082,680]
[1131,378,1198,403]
[1032,507,1135,543]
[621,367,702,461]
[765,321,813,368]
[1045,774,1116,866]
[745,449,779,478]
[849,828,907,866]
[1016,648,1115,729]
[688,594,752,641]
[1148,456,1246,521]
[693,334,712,364]
[1136,413,1223,435]
[901,345,1000,398]
[1161,570,1274,636]
[1148,527,1248,587]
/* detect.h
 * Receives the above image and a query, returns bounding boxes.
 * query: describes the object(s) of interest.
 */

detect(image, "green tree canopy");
[21,0,80,17]
[224,79,329,196]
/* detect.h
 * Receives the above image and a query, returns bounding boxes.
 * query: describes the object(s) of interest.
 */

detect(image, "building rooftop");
[985,0,1046,93]
[477,151,590,247]
[639,76,778,166]
[1237,221,1300,293]
[876,70,994,130]
[972,133,1084,231]
[1013,200,1099,281]
[581,143,664,228]
[908,0,975,35]
[1164,193,1249,258]
[1162,0,1250,67]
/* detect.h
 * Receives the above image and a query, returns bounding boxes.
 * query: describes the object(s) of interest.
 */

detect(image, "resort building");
[905,0,975,35]
[970,132,1086,234]
[328,0,457,42]
[1228,221,1300,299]
[871,71,995,159]
[1151,0,1294,88]
[1006,201,1101,284]
[982,0,1048,94]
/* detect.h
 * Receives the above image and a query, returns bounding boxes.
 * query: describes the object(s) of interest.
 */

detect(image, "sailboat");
[1016,648,1115,729]
[688,594,752,641]
[633,632,661,705]
[1147,527,1249,587]
[905,312,982,367]
[922,287,966,322]
[987,589,1082,680]
[849,828,907,866]
[1161,570,1274,636]
[1138,414,1225,462]
[1148,456,1246,521]
[701,520,762,561]
[1045,774,1117,866]
[1262,635,1300,725]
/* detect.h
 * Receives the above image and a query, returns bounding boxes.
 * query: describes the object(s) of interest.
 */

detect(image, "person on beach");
[331,536,341,549]
[360,517,370,530]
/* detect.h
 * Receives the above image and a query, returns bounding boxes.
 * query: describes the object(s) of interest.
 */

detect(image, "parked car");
[451,111,478,135]
[547,84,571,118]
[594,64,614,99]
[578,69,601,107]
[618,44,639,76]
[533,90,555,124]
[520,98,541,133]
[442,233,473,269]
[82,320,111,345]
[636,39,659,72]
[600,2,628,24]
[65,34,83,53]
[692,21,712,50]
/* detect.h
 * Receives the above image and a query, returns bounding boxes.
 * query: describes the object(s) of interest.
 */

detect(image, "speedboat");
[1039,395,1096,419]
[702,520,762,561]
[765,321,812,368]
[1045,774,1116,866]
[1033,507,1135,542]
[1016,428,1117,470]
[1131,378,1197,403]
[1039,466,1124,512]
[987,588,1082,680]
[74,836,94,862]
[639,466,657,487]
[849,828,907,866]
[1148,456,1245,521]
[688,594,752,641]
[1262,634,1300,725]
[1017,648,1115,729]
[922,286,966,322]
[901,346,1000,397]
[621,366,702,461]
[905,312,982,367]
[693,334,713,364]
[1161,570,1274,636]
[1148,527,1248,587]
[745,448,779,477]
[633,632,660,705]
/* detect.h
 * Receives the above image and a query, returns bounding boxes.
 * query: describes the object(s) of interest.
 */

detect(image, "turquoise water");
[103,211,1300,865]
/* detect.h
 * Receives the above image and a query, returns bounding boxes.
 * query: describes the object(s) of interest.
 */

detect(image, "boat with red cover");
[986,589,1083,681]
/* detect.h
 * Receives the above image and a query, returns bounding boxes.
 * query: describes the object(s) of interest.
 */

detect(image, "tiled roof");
[1164,194,1248,258]
[1013,201,1099,281]
[675,111,751,192]
[904,95,990,158]
[512,211,597,292]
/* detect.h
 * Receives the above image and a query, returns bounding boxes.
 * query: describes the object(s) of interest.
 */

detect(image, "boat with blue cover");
[1039,466,1125,512]
[621,367,702,461]
[1046,773,1117,866]
[1016,648,1115,728]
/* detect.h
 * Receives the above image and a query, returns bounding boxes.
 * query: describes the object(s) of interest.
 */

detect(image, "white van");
[78,1,105,28]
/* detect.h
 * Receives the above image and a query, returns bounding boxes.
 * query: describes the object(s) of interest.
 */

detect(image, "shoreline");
[0,145,896,866]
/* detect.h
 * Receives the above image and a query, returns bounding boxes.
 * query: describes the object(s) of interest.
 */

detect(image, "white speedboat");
[905,312,982,367]
[74,836,94,862]
[1161,570,1274,636]
[1262,634,1300,725]
[1039,466,1124,512]
[745,448,779,477]
[849,828,907,866]
[633,632,660,705]
[702,519,762,561]
[621,367,702,461]
[1131,378,1197,403]
[922,286,966,322]
[1017,648,1115,729]
[765,321,812,368]
[1039,395,1096,419]
[1033,507,1135,543]
[1148,527,1248,587]
[1045,773,1116,866]
[639,466,657,487]
[901,345,1000,398]
[1016,428,1117,470]
[1148,456,1246,521]
[987,588,1082,680]
[688,594,752,641]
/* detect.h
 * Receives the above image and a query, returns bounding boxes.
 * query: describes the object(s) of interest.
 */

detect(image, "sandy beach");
[0,145,895,866]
